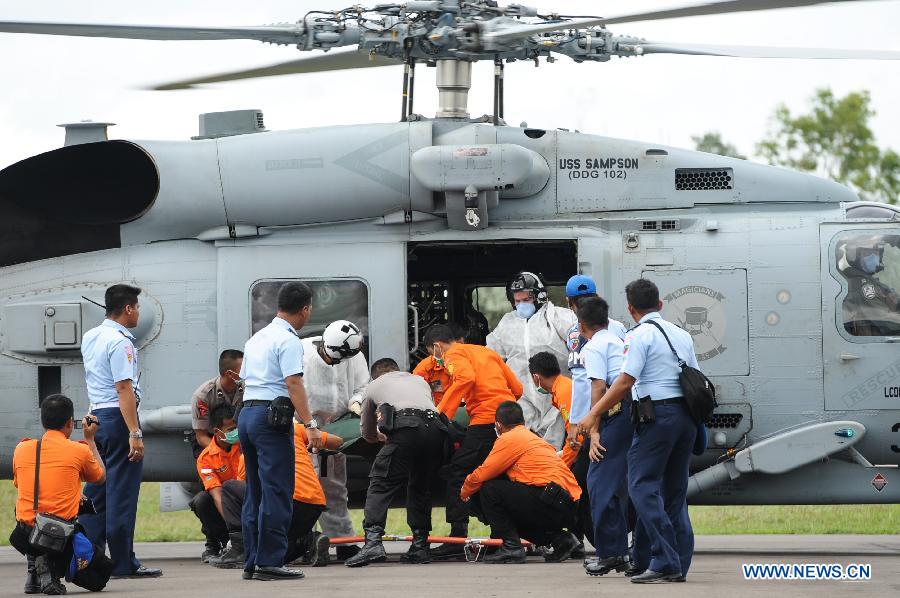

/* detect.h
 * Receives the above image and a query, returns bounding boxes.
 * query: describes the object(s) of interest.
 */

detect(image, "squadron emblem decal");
[662,286,727,361]
[861,283,877,300]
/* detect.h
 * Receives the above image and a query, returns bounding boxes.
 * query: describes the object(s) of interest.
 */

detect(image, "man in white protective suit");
[486,272,576,450]
[301,320,369,561]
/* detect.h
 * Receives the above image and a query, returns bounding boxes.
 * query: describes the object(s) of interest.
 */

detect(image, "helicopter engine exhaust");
[0,140,159,226]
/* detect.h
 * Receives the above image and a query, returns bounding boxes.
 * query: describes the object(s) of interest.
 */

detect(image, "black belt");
[395,408,435,419]
[650,397,684,406]
[243,400,272,408]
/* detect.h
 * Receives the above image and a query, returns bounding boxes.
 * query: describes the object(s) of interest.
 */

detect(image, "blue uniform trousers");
[631,419,705,572]
[238,404,295,571]
[627,401,696,576]
[80,407,143,576]
[586,400,633,558]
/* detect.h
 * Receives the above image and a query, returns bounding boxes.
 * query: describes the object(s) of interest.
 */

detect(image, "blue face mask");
[516,302,536,319]
[861,253,880,274]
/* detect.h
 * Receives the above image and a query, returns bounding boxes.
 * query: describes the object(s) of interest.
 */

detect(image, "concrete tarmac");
[2,536,898,598]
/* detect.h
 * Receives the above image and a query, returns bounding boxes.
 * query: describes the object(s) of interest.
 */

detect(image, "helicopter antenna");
[81,296,107,310]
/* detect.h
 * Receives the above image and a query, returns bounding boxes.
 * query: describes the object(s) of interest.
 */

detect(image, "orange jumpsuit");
[413,355,452,405]
[293,424,328,506]
[437,343,523,425]
[461,425,582,500]
[197,440,244,491]
[549,376,579,468]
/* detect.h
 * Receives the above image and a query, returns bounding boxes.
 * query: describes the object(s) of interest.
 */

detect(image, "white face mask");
[516,302,536,319]
[495,424,502,438]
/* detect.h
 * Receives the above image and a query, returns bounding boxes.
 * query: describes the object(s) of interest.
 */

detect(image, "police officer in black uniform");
[345,358,447,567]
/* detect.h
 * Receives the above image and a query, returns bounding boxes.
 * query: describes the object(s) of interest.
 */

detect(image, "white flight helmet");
[320,320,364,364]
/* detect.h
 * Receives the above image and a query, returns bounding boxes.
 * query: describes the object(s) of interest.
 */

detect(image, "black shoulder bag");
[28,441,76,554]
[645,320,718,424]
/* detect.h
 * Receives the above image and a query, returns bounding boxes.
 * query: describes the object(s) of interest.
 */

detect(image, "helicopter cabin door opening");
[407,241,577,366]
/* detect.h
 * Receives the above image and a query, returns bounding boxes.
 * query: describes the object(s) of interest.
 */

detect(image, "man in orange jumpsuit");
[528,352,591,560]
[461,401,581,564]
[423,324,523,560]
[412,323,465,404]
[283,422,343,566]
[192,403,245,567]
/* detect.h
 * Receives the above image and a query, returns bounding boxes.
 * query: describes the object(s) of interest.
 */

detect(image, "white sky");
[1,0,899,170]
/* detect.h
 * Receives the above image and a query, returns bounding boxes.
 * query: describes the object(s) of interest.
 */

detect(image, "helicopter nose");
[0,140,158,225]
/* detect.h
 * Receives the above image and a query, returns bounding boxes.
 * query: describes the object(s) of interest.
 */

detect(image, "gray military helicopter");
[1,0,899,511]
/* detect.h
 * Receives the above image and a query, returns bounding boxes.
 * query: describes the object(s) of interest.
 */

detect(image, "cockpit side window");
[835,233,900,337]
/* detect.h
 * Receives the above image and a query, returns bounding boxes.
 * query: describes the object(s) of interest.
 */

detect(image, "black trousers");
[190,491,229,546]
[10,522,69,579]
[216,480,248,533]
[471,479,575,546]
[445,424,497,526]
[283,501,326,564]
[191,480,247,545]
[363,418,446,531]
[570,442,594,547]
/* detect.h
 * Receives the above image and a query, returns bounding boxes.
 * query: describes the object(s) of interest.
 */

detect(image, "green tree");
[757,88,898,204]
[692,131,746,159]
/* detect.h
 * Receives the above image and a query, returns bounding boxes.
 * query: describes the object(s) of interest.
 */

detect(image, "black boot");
[430,523,467,561]
[484,535,527,564]
[400,529,431,564]
[544,531,580,563]
[34,555,66,595]
[586,555,629,576]
[630,569,682,584]
[345,527,387,568]
[25,555,40,594]
[201,538,223,563]
[211,532,244,569]
[305,532,330,568]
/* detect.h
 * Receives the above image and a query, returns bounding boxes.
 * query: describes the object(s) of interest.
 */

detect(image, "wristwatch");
[303,419,319,430]
[129,430,143,439]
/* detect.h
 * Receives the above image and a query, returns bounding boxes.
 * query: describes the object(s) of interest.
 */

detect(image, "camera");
[75,415,99,429]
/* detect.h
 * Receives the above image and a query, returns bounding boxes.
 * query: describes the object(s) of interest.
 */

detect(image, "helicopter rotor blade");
[0,21,305,43]
[635,42,900,60]
[487,0,863,42]
[150,50,402,90]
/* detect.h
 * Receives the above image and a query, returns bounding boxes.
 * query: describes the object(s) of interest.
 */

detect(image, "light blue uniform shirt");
[622,312,699,401]
[568,318,627,424]
[240,317,305,402]
[82,319,141,411]
[582,329,625,387]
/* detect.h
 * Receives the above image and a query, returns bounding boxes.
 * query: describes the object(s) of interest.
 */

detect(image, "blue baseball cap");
[566,275,597,298]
